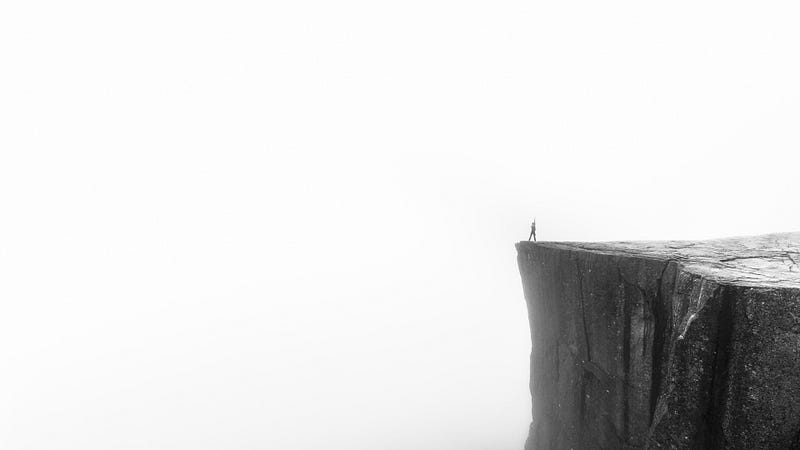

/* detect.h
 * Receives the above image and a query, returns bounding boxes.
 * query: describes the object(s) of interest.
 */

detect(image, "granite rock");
[516,233,800,449]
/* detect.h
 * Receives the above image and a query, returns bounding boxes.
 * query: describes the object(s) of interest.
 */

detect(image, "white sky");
[1,1,799,449]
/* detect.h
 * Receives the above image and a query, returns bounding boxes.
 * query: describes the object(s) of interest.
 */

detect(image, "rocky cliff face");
[516,233,800,449]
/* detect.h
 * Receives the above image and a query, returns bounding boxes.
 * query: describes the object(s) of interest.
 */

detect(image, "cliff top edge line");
[517,232,800,289]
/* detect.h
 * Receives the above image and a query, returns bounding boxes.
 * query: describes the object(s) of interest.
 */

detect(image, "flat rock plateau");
[516,233,800,449]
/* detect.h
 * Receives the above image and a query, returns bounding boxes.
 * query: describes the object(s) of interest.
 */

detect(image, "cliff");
[516,233,800,449]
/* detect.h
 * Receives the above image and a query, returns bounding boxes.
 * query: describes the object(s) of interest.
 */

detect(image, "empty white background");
[1,1,799,449]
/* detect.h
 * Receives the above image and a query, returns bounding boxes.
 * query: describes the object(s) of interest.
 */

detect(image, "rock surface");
[516,233,800,449]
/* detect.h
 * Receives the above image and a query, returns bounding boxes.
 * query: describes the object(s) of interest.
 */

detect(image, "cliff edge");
[516,233,800,449]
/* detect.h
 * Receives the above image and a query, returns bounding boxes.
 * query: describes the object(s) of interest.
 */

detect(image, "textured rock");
[516,233,800,449]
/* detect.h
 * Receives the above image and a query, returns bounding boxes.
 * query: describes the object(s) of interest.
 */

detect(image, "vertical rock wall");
[517,237,800,449]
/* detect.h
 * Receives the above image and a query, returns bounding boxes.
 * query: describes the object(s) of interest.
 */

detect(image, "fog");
[2,1,799,449]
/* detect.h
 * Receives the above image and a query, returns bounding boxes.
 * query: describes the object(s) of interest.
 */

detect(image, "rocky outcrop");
[516,233,800,449]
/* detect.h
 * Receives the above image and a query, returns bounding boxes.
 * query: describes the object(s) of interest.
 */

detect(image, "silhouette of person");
[528,220,536,242]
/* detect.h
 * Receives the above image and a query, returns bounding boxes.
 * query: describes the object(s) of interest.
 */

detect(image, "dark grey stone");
[517,233,800,449]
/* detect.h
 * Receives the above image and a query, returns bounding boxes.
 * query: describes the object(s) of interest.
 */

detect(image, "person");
[528,220,536,241]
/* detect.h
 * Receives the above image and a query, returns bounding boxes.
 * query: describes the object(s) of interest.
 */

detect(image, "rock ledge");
[517,233,800,449]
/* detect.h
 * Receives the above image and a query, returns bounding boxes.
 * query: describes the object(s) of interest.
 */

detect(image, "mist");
[2,1,800,449]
